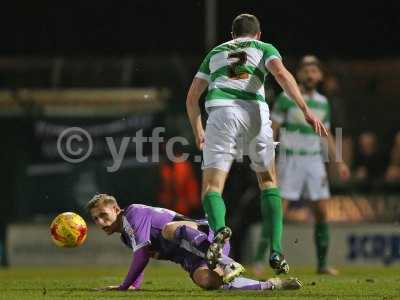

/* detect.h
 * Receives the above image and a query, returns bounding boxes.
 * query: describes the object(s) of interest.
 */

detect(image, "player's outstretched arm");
[186,77,209,150]
[267,59,328,137]
[95,246,150,291]
[118,246,150,290]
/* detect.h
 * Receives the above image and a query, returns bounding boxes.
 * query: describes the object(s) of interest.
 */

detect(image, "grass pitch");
[0,264,399,300]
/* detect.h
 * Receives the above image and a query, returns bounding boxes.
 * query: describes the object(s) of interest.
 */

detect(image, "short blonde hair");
[86,194,118,211]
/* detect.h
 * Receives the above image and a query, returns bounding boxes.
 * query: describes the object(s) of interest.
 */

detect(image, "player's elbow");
[268,59,289,82]
[186,95,195,109]
[273,69,288,82]
[186,91,198,112]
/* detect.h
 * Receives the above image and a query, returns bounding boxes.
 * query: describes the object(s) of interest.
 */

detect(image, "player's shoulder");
[124,203,151,215]
[125,204,176,215]
[210,39,277,52]
[257,40,278,50]
[207,40,235,56]
[123,204,153,226]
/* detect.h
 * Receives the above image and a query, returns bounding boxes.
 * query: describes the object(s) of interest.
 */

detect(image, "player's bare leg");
[201,168,232,269]
[309,200,338,276]
[256,162,289,275]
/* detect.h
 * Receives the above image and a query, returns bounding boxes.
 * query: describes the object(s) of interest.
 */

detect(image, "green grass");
[1,264,400,300]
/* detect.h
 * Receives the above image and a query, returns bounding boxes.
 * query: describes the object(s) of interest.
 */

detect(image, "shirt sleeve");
[271,93,290,125]
[195,51,212,83]
[133,214,152,252]
[262,43,282,68]
[118,247,150,290]
[123,208,152,252]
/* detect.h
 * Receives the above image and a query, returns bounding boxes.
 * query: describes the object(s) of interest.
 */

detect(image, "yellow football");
[50,212,88,248]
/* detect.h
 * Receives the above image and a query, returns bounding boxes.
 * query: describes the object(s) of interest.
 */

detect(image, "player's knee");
[315,212,328,223]
[201,170,226,198]
[192,269,221,290]
[161,223,176,241]
[256,169,278,190]
[258,180,277,190]
[201,186,220,198]
[201,181,223,198]
[313,201,328,222]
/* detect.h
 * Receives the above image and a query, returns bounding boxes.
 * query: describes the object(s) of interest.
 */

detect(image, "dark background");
[2,1,400,58]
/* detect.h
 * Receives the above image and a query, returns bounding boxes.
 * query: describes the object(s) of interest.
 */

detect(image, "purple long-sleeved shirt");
[118,204,176,290]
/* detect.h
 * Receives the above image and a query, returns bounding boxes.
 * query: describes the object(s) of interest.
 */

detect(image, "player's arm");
[324,132,351,181]
[95,246,150,291]
[267,59,328,137]
[118,246,150,290]
[186,77,209,150]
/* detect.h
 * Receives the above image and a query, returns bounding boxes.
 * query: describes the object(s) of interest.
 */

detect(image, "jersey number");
[228,51,249,79]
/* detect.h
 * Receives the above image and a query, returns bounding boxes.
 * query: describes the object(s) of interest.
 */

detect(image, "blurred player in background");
[88,194,302,292]
[253,56,350,276]
[186,14,327,274]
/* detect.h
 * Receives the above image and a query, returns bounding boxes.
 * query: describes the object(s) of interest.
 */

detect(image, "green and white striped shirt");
[271,91,331,156]
[195,37,281,111]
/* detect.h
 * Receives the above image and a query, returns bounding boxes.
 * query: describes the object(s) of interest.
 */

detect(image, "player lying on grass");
[87,194,302,291]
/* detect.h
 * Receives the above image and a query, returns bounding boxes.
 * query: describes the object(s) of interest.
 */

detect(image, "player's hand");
[93,285,119,292]
[195,130,205,150]
[93,285,136,291]
[337,162,351,181]
[93,285,120,291]
[303,108,328,137]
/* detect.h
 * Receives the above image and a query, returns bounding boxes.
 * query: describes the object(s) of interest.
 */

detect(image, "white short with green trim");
[277,155,330,201]
[202,103,276,173]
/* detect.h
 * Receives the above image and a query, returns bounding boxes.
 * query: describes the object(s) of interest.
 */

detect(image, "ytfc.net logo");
[55,125,345,172]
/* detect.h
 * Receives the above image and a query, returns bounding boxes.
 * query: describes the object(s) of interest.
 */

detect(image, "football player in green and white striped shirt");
[266,56,350,275]
[186,14,327,275]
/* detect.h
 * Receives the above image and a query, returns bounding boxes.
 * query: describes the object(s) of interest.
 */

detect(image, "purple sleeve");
[125,205,175,251]
[118,247,150,290]
[124,207,152,251]
[132,271,145,288]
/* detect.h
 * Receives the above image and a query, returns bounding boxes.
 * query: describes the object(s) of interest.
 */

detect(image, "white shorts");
[202,104,275,173]
[278,155,330,201]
